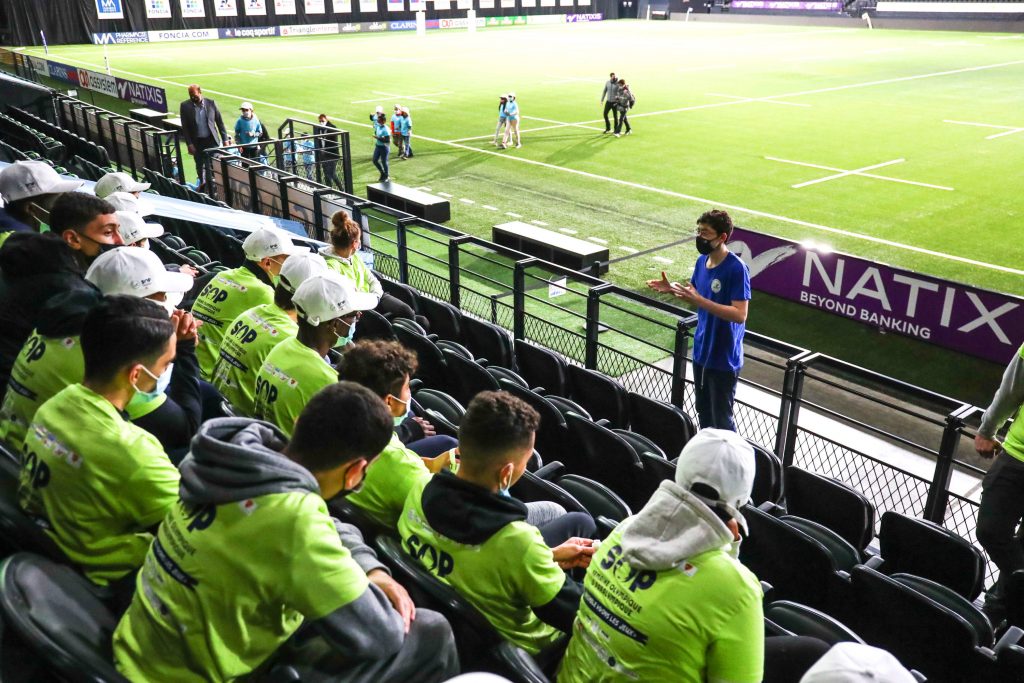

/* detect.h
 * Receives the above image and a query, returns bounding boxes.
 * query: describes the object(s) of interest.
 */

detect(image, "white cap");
[93,172,150,198]
[242,227,308,262]
[375,105,384,114]
[279,252,329,293]
[800,643,916,683]
[105,191,155,217]
[86,247,193,298]
[240,102,254,111]
[508,92,516,99]
[675,428,755,533]
[500,93,508,99]
[116,211,164,246]
[0,160,83,203]
[293,271,378,326]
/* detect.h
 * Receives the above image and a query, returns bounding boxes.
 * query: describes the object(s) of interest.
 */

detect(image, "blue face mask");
[498,487,512,498]
[389,394,410,427]
[333,318,356,349]
[131,363,170,405]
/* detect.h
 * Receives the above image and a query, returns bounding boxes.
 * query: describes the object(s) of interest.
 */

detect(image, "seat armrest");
[477,357,490,366]
[534,461,565,481]
[994,626,1024,654]
[758,501,785,516]
[531,386,546,395]
[595,419,611,428]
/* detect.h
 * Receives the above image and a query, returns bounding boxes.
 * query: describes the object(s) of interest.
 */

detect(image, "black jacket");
[0,233,94,401]
[178,96,227,146]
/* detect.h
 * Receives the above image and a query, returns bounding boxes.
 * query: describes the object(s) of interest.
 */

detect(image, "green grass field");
[11,20,1024,403]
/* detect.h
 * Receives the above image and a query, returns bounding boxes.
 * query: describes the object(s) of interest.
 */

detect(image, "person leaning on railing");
[974,341,1024,624]
[319,209,430,331]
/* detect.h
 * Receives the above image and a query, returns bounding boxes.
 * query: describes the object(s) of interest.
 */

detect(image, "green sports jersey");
[347,432,431,529]
[252,337,336,438]
[1004,344,1024,462]
[212,303,297,416]
[18,384,180,585]
[0,331,84,448]
[113,492,368,682]
[397,476,565,655]
[191,266,275,380]
[558,525,764,683]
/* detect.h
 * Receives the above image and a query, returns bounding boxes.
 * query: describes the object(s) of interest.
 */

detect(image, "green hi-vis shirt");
[558,526,764,683]
[252,337,336,438]
[112,492,368,682]
[18,384,180,586]
[347,432,431,529]
[397,477,565,655]
[1003,344,1024,462]
[212,303,298,416]
[0,331,85,448]
[191,266,275,380]
[323,251,380,297]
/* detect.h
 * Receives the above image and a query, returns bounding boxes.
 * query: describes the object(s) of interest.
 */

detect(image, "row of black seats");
[5,106,110,168]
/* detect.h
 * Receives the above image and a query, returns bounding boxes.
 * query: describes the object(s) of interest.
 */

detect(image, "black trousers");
[602,101,619,131]
[192,136,219,188]
[694,364,739,431]
[614,108,631,134]
[977,451,1024,595]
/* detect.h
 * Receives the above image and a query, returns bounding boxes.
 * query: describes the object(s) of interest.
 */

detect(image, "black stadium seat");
[748,441,784,507]
[0,553,130,682]
[461,317,514,369]
[564,413,647,511]
[393,326,448,391]
[626,392,697,459]
[567,366,629,428]
[873,511,985,601]
[441,349,501,406]
[486,365,530,389]
[352,308,397,342]
[784,466,875,552]
[498,381,571,461]
[417,297,463,342]
[514,339,569,397]
[0,458,66,563]
[412,388,465,438]
[764,600,865,645]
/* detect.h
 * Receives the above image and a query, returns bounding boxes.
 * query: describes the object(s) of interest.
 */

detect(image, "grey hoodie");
[616,480,737,572]
[180,418,405,660]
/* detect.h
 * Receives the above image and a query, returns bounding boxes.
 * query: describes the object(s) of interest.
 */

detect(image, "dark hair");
[50,192,116,235]
[697,209,733,238]
[80,295,175,384]
[339,340,417,398]
[273,282,296,310]
[618,79,626,86]
[290,381,393,472]
[319,113,328,120]
[459,391,539,467]
[329,210,361,251]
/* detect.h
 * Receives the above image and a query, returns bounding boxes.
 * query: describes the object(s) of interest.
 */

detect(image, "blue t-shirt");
[373,122,390,147]
[504,101,519,121]
[234,115,262,145]
[397,115,411,136]
[690,251,750,373]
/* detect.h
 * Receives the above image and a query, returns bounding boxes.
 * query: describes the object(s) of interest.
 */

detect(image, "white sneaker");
[516,143,522,148]
[614,133,621,138]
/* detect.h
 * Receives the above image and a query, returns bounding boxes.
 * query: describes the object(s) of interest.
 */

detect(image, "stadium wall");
[4,0,617,46]
[677,10,1024,31]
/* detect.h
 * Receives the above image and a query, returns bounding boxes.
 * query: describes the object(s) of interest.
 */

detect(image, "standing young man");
[315,114,344,189]
[372,113,392,183]
[600,72,620,135]
[647,210,750,431]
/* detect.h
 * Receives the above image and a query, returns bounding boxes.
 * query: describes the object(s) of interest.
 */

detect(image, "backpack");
[626,89,636,110]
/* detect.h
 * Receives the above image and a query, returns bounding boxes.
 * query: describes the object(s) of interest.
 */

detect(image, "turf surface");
[10,20,1024,402]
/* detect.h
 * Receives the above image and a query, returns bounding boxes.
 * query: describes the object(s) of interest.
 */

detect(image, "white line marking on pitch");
[944,119,1024,140]
[506,212,523,218]
[766,157,955,191]
[229,67,265,76]
[993,35,1024,41]
[351,91,451,105]
[618,246,638,254]
[459,198,475,204]
[532,220,549,227]
[587,237,609,244]
[558,228,577,235]
[706,93,810,108]
[652,256,674,265]
[57,54,1023,277]
[417,186,432,191]
[523,115,605,133]
[482,205,499,211]
[437,192,453,198]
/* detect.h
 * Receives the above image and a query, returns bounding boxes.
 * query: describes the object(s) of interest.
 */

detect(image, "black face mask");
[76,233,120,263]
[695,236,718,255]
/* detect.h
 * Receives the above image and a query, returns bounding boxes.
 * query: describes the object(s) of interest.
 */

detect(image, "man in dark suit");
[178,84,228,191]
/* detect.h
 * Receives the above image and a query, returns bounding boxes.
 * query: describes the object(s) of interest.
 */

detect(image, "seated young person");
[558,429,765,683]
[112,382,459,683]
[398,391,597,656]
[18,296,180,589]
[190,226,308,379]
[212,252,328,416]
[253,271,375,437]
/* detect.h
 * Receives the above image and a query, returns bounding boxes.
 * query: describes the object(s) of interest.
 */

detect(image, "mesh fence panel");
[597,345,672,402]
[525,313,586,367]
[944,492,994,586]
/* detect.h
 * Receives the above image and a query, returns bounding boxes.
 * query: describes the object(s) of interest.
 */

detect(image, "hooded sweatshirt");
[559,480,764,683]
[0,232,93,401]
[397,471,579,655]
[113,418,402,683]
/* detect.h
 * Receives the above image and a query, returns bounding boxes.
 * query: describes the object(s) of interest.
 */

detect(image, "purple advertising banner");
[730,227,1024,364]
[114,77,168,112]
[730,0,841,9]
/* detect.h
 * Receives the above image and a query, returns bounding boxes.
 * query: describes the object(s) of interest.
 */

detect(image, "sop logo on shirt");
[710,279,722,294]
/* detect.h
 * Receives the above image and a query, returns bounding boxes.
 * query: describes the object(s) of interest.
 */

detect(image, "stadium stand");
[2,76,1023,682]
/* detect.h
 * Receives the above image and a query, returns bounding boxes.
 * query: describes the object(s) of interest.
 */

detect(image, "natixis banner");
[730,227,1023,364]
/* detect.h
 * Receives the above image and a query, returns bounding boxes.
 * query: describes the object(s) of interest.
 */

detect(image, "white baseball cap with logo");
[242,227,309,262]
[279,252,329,293]
[85,247,193,299]
[116,211,165,247]
[292,271,378,326]
[675,428,756,534]
[105,191,155,217]
[0,160,83,204]
[93,171,151,198]
[800,643,916,683]
[240,102,254,111]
